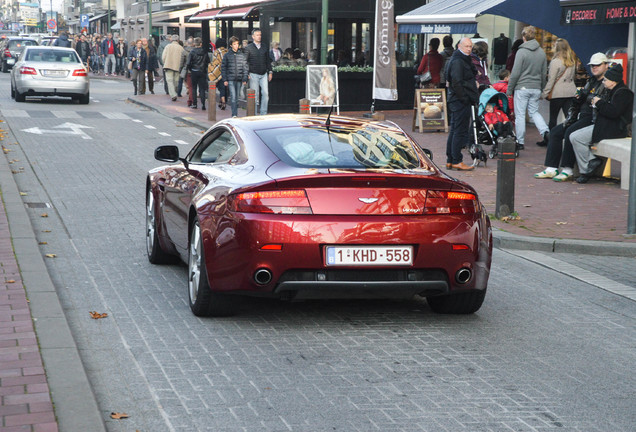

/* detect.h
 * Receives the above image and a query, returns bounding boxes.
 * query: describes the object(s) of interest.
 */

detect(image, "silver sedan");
[10,46,90,104]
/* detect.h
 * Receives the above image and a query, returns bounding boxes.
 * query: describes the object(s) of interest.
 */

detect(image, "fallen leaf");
[90,311,109,319]
[7,280,15,283]
[523,204,531,207]
[19,192,27,196]
[45,254,57,258]
[41,213,48,218]
[110,412,128,419]
[556,222,567,225]
[42,230,51,233]
[39,241,48,245]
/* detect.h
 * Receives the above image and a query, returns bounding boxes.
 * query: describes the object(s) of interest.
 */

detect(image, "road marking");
[21,122,93,140]
[145,125,156,129]
[52,111,82,119]
[132,119,143,123]
[174,140,189,145]
[503,249,636,301]
[102,112,132,120]
[158,132,171,137]
[1,109,29,117]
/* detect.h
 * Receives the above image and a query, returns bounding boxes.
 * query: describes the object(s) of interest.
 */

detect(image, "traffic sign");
[47,19,56,30]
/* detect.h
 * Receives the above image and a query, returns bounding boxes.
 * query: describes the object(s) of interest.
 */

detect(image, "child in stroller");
[474,87,521,160]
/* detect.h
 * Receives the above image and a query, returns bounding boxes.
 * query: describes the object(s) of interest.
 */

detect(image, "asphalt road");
[1,73,635,432]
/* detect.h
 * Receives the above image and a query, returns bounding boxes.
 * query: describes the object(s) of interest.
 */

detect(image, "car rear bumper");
[15,77,89,96]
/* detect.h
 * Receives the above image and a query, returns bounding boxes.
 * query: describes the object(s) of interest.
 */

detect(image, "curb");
[128,96,636,258]
[0,120,106,431]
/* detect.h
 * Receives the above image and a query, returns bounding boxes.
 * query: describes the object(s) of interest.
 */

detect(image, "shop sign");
[412,89,448,133]
[561,1,636,25]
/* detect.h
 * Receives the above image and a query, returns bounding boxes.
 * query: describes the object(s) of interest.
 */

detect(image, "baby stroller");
[472,88,521,161]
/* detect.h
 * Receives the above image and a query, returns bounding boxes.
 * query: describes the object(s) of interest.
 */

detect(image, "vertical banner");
[372,0,398,101]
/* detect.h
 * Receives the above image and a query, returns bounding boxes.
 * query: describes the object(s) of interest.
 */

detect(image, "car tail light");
[19,66,37,75]
[423,191,476,214]
[72,68,87,76]
[231,190,312,214]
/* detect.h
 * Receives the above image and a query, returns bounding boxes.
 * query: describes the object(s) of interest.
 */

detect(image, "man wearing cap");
[570,62,633,184]
[534,52,610,181]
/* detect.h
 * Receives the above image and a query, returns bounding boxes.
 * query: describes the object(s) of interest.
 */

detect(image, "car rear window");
[255,125,421,169]
[25,48,80,63]
[8,40,37,49]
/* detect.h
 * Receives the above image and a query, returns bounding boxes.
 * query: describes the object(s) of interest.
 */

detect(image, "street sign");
[47,19,56,31]
[81,14,89,29]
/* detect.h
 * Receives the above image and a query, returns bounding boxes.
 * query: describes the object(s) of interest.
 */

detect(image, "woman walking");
[208,38,228,110]
[542,38,577,134]
[129,40,148,95]
[221,36,248,117]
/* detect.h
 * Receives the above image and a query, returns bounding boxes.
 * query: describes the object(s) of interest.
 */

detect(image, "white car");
[10,46,89,104]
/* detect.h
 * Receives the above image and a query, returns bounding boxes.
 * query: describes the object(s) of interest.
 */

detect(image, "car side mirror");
[422,148,433,160]
[155,145,180,163]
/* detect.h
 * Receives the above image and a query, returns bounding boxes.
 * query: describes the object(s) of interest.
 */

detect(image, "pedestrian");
[570,63,632,184]
[53,31,71,47]
[181,37,195,107]
[101,33,116,76]
[187,37,210,110]
[157,35,171,94]
[541,38,577,133]
[76,34,91,70]
[505,39,523,73]
[142,37,157,94]
[507,26,549,150]
[416,38,443,89]
[208,38,228,110]
[445,37,478,171]
[222,36,248,117]
[439,35,454,88]
[129,39,147,95]
[534,53,610,182]
[161,35,185,101]
[471,41,490,89]
[244,29,272,115]
[116,39,127,76]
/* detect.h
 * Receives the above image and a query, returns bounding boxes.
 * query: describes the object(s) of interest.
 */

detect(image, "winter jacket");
[161,41,185,72]
[76,41,91,62]
[541,57,576,100]
[208,47,227,83]
[221,48,248,82]
[440,47,454,85]
[244,42,271,75]
[188,47,210,72]
[417,49,443,84]
[471,54,490,88]
[129,46,147,71]
[592,82,633,143]
[567,75,605,124]
[484,108,510,126]
[445,49,479,111]
[53,34,71,48]
[101,38,116,56]
[507,39,547,94]
[144,44,158,71]
[492,80,514,113]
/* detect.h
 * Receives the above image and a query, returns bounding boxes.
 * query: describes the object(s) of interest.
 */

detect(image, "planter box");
[268,68,415,114]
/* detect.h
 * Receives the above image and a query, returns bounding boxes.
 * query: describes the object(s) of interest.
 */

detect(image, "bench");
[591,138,632,190]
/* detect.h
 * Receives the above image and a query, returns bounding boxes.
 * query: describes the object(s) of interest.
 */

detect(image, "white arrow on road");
[22,122,94,140]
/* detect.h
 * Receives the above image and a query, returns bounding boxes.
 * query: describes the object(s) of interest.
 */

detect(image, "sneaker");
[534,169,557,179]
[553,172,572,182]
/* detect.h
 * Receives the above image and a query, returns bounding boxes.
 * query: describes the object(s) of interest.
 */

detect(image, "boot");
[201,99,206,111]
[133,81,137,96]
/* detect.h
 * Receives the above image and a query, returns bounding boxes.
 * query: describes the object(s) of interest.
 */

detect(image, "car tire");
[14,88,25,102]
[427,288,487,314]
[10,83,15,99]
[79,93,89,105]
[188,219,238,317]
[1,61,7,73]
[146,188,175,264]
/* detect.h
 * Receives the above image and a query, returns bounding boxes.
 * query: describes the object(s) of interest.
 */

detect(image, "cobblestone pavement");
[1,76,635,431]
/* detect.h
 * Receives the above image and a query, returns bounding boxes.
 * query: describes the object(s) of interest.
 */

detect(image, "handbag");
[127,60,133,70]
[417,55,432,86]
[546,67,568,100]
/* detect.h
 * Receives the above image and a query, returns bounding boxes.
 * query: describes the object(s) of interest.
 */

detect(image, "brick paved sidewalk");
[0,195,58,431]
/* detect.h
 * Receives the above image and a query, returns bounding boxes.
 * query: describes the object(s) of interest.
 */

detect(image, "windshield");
[255,125,422,169]
[8,40,37,50]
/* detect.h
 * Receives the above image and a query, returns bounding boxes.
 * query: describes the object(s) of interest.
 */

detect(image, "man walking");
[445,37,478,171]
[76,34,91,70]
[507,26,549,149]
[245,29,272,115]
[161,35,185,101]
[101,33,116,76]
[141,38,157,94]
[186,37,210,110]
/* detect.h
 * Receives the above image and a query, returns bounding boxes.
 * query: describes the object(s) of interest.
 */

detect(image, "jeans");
[104,54,116,74]
[249,72,269,115]
[446,104,471,164]
[227,81,243,117]
[513,88,548,145]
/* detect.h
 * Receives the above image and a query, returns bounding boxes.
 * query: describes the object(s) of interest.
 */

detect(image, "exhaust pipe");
[254,268,273,285]
[455,268,472,284]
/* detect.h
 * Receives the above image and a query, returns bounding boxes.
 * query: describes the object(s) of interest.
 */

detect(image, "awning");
[189,8,224,22]
[396,0,505,34]
[111,21,121,30]
[189,1,267,22]
[88,11,115,23]
[216,5,260,20]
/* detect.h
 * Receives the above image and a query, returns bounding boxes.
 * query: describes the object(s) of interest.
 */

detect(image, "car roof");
[219,114,402,134]
[7,37,38,41]
[23,45,74,51]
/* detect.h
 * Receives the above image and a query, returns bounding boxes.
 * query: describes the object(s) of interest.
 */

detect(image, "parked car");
[1,37,38,72]
[40,36,57,46]
[146,115,493,317]
[10,46,89,104]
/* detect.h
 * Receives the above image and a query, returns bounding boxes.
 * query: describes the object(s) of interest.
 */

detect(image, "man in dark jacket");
[571,63,633,183]
[244,29,272,115]
[76,34,91,68]
[53,32,72,48]
[222,36,249,117]
[187,37,210,110]
[445,37,479,171]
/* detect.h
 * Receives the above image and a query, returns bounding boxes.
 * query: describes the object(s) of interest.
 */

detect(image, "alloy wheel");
[188,223,202,304]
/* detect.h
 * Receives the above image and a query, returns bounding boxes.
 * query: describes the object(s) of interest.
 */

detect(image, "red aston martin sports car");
[146,114,492,317]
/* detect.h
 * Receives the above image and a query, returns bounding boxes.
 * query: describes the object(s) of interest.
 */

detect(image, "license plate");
[7,58,14,65]
[42,70,66,77]
[325,246,413,266]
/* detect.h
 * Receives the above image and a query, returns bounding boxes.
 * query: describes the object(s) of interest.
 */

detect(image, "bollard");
[246,89,256,116]
[207,82,216,122]
[495,136,516,219]
[299,98,310,114]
